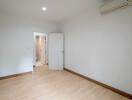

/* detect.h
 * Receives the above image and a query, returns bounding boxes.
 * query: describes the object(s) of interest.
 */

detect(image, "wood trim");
[0,71,32,80]
[64,67,132,99]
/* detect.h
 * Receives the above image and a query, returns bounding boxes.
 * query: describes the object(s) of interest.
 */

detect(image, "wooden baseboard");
[0,71,32,80]
[64,67,132,99]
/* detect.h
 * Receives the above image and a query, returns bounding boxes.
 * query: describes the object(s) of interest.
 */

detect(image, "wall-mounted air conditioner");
[100,0,132,14]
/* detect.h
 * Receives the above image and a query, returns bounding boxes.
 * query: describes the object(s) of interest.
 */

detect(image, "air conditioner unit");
[100,0,132,14]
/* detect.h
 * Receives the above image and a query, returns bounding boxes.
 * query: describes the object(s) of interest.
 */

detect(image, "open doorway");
[34,32,48,67]
[33,32,64,70]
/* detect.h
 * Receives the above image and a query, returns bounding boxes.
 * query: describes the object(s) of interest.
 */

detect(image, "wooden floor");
[0,65,130,100]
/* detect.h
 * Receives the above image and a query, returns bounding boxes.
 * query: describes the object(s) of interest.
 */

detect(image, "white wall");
[0,13,60,77]
[63,5,132,94]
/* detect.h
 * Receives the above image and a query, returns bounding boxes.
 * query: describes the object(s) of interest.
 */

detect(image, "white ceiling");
[0,0,96,23]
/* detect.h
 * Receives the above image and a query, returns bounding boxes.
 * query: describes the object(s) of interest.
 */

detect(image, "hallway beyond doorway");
[34,32,48,67]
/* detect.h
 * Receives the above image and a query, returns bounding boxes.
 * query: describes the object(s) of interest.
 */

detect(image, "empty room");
[0,0,132,100]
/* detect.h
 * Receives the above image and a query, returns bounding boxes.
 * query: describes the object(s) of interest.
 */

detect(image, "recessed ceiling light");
[42,7,47,11]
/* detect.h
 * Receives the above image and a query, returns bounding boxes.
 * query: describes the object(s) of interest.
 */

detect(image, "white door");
[48,33,64,70]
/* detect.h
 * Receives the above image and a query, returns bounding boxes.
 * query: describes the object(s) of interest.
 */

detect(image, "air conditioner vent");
[100,0,132,14]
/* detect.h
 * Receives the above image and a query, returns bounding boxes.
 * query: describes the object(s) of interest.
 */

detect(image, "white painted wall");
[0,13,60,77]
[62,5,132,94]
